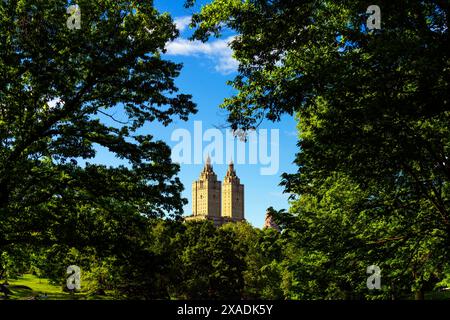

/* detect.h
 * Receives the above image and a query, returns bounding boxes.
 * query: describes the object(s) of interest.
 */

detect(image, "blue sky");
[156,0,299,227]
[95,0,299,228]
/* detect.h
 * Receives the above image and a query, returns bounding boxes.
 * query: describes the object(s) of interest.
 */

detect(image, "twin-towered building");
[185,156,245,226]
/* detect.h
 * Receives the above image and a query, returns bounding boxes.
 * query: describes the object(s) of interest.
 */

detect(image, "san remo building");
[185,156,245,226]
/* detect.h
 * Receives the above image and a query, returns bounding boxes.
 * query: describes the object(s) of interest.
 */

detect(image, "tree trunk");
[415,290,425,300]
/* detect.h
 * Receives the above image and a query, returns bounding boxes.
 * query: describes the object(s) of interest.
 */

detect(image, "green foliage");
[174,221,244,299]
[0,0,196,290]
[3,0,450,300]
[172,220,284,300]
[8,220,286,300]
[188,0,450,299]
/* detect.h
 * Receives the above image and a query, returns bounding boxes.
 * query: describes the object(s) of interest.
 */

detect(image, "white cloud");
[174,16,192,32]
[165,36,239,75]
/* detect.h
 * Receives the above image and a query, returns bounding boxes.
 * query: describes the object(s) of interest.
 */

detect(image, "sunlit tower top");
[222,161,244,220]
[192,155,221,218]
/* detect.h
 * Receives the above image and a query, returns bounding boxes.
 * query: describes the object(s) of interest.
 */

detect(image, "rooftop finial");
[206,154,211,166]
[228,159,234,171]
[226,159,236,178]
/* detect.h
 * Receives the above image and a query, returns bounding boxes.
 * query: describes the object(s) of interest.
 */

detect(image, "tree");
[187,0,450,298]
[221,221,284,299]
[0,0,195,285]
[109,219,186,299]
[176,221,246,299]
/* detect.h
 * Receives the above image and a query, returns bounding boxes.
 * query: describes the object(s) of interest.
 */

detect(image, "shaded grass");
[4,274,450,300]
[425,290,450,300]
[2,274,113,300]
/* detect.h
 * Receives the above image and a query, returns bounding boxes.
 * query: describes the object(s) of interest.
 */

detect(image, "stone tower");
[222,161,244,220]
[192,155,221,217]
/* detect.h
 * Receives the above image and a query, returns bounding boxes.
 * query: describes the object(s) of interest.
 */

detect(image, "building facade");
[222,161,244,220]
[186,157,245,226]
[191,156,221,218]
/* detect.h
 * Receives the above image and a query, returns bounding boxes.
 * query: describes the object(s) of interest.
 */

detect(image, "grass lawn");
[2,274,113,300]
[425,290,450,300]
[4,274,450,300]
